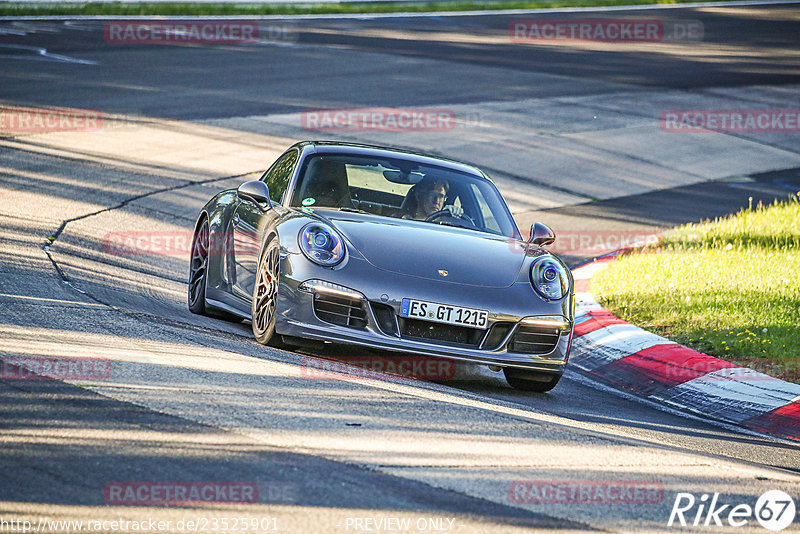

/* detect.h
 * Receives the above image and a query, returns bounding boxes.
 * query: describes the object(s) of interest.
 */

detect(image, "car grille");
[399,317,484,347]
[313,292,367,329]
[507,324,561,354]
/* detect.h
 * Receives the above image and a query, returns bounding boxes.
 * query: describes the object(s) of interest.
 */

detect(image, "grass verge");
[0,0,736,17]
[591,194,800,383]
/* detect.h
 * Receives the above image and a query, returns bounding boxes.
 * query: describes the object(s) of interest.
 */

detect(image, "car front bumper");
[275,252,574,374]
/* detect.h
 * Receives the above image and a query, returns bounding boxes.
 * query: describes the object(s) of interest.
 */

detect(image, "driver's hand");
[443,205,464,217]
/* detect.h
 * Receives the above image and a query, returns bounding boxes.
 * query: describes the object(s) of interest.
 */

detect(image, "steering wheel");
[424,209,478,229]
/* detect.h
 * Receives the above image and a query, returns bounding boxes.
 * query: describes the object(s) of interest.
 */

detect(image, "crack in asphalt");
[43,172,251,245]
[30,153,259,334]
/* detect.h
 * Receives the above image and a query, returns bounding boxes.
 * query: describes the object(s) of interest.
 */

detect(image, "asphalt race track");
[1,4,799,533]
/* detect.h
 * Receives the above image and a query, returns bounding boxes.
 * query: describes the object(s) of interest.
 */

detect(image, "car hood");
[317,210,526,288]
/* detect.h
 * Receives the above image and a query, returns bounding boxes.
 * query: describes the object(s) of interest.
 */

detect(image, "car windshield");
[289,153,521,239]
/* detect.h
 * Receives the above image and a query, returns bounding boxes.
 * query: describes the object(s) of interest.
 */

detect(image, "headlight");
[530,256,569,300]
[299,222,345,267]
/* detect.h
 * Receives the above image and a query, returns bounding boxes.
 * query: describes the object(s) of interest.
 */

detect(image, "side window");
[260,149,298,203]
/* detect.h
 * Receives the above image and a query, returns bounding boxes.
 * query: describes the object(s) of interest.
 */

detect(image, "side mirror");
[237,180,271,209]
[528,222,555,247]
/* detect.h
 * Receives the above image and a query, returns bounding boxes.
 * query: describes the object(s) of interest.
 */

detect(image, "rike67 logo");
[668,490,796,531]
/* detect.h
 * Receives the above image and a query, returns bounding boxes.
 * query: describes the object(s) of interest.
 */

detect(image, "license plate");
[400,298,489,329]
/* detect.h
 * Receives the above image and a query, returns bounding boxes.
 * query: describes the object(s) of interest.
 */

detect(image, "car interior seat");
[299,158,354,208]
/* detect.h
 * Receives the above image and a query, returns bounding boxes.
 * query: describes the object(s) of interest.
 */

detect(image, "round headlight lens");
[530,256,569,300]
[299,222,345,267]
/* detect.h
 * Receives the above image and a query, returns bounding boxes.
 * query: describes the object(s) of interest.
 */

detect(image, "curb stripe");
[652,367,800,424]
[569,252,800,442]
[575,297,603,317]
[575,324,676,357]
[590,344,738,396]
[571,329,675,372]
[743,401,800,441]
[574,310,628,336]
[571,259,614,280]
[574,278,590,293]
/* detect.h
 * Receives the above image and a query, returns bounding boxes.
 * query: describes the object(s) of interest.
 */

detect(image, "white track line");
[0,44,98,64]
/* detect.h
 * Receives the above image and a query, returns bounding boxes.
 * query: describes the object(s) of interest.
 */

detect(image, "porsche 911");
[189,141,574,391]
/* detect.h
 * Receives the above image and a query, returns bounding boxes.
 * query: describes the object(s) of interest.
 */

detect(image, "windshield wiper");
[433,220,479,232]
[338,207,369,214]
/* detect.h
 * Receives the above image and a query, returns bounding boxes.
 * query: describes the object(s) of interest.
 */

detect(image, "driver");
[403,176,463,220]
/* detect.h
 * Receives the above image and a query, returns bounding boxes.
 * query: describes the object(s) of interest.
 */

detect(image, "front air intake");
[507,324,561,354]
[313,292,367,329]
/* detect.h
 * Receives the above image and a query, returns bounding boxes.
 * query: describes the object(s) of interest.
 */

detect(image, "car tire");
[188,217,210,315]
[503,368,561,392]
[252,237,280,345]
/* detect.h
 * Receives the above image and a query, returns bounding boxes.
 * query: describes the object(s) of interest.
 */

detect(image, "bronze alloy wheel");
[252,238,280,344]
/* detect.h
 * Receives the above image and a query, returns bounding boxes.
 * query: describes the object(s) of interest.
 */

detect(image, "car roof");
[293,140,486,178]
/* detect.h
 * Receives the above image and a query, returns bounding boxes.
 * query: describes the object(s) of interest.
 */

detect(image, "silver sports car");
[189,141,574,391]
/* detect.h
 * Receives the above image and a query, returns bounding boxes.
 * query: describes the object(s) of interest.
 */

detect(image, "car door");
[230,149,298,300]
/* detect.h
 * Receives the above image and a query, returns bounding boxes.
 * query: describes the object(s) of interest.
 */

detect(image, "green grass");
[591,194,800,382]
[0,0,734,17]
